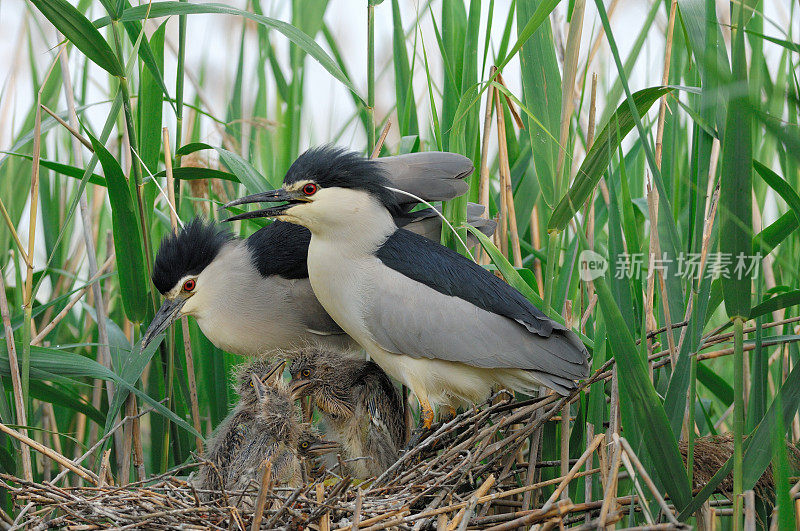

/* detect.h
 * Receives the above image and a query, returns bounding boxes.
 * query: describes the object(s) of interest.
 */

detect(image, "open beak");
[265,360,286,383]
[307,439,339,456]
[223,189,297,222]
[142,298,186,349]
[289,379,313,400]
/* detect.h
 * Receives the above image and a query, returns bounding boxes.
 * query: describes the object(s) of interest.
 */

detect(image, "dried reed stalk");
[164,127,205,455]
[0,273,32,481]
[478,67,497,266]
[494,86,521,267]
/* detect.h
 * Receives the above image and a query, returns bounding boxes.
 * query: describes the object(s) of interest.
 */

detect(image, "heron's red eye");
[183,279,196,292]
[302,183,318,196]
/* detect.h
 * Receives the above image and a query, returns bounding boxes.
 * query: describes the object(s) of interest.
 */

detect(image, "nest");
[5,360,794,530]
[2,384,699,530]
[679,433,800,503]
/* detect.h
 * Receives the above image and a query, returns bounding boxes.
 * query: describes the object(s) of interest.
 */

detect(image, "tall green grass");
[1,0,799,526]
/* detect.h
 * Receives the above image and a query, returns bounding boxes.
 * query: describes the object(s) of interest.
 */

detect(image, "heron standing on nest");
[225,146,590,430]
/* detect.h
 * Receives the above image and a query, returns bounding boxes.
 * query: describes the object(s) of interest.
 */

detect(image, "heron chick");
[228,373,338,493]
[224,146,590,429]
[195,359,337,497]
[195,359,286,493]
[287,347,404,478]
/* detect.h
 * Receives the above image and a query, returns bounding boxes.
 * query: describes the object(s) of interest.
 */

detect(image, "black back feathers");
[152,218,233,294]
[376,228,559,337]
[285,146,402,216]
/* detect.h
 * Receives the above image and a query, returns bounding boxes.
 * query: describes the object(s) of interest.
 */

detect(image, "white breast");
[306,238,377,345]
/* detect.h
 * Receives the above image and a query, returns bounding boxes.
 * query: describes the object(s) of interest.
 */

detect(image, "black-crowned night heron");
[225,146,590,428]
[142,152,495,355]
[286,346,404,477]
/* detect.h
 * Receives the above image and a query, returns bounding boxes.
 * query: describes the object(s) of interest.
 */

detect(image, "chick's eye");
[301,442,309,449]
[183,279,196,292]
[302,369,311,378]
[302,183,317,196]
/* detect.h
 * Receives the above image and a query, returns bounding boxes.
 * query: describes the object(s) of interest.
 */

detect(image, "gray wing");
[366,268,589,382]
[399,203,497,244]
[377,152,472,206]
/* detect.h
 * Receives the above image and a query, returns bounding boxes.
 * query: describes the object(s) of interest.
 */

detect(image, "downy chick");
[228,372,337,492]
[288,347,404,478]
[195,359,285,493]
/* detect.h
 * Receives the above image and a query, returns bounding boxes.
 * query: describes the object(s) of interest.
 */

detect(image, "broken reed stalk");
[493,86,521,268]
[496,126,508,257]
[371,120,391,159]
[0,272,32,481]
[554,0,586,194]
[577,0,620,88]
[0,421,98,484]
[164,127,204,455]
[40,104,93,151]
[251,457,273,530]
[655,0,678,167]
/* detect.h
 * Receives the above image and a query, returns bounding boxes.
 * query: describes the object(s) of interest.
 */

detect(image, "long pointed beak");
[307,439,339,456]
[142,298,186,349]
[290,379,313,399]
[251,373,267,400]
[223,189,295,222]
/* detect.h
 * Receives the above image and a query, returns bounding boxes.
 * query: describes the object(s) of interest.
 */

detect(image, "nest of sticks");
[4,383,756,530]
[6,317,800,530]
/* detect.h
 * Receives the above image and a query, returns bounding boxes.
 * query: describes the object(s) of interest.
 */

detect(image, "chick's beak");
[265,360,286,383]
[289,379,313,400]
[142,298,186,349]
[307,439,339,456]
[223,189,296,222]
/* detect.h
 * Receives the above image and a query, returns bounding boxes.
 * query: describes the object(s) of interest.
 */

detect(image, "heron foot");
[421,404,434,429]
[404,397,435,450]
[405,425,432,450]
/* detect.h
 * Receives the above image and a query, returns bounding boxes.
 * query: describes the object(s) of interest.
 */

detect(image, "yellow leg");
[419,396,434,429]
